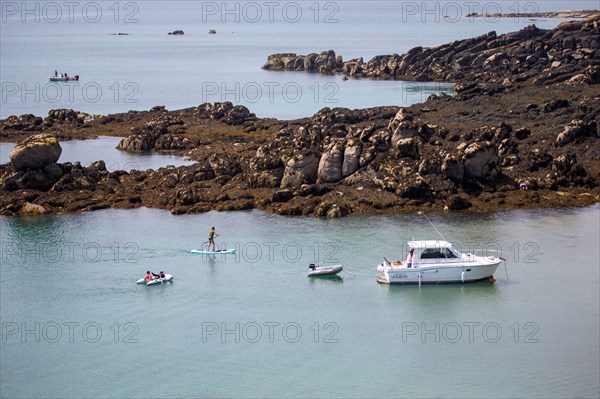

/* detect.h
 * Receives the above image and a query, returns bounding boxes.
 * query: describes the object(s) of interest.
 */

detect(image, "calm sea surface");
[1,0,598,119]
[1,205,599,398]
[1,2,600,398]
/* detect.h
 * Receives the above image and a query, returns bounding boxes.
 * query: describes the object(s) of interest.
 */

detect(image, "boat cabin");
[407,240,462,266]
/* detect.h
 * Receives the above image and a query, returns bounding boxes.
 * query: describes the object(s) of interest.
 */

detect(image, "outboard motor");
[74,75,79,81]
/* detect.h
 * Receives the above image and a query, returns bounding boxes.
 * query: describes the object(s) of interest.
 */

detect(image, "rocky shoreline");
[262,16,600,83]
[466,10,599,19]
[1,16,599,217]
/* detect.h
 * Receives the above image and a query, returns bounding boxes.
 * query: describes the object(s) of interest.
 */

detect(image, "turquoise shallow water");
[1,205,599,398]
[2,2,600,397]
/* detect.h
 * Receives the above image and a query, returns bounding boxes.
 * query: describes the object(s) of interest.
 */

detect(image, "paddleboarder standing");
[208,226,219,251]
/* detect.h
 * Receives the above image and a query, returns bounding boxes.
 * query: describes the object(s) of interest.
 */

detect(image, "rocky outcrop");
[192,102,256,125]
[342,140,361,178]
[117,116,185,152]
[467,10,599,19]
[281,151,319,188]
[461,141,499,180]
[20,202,47,215]
[262,50,343,74]
[117,121,169,152]
[3,134,64,191]
[446,195,472,211]
[0,109,92,133]
[263,15,600,85]
[116,103,256,152]
[556,119,598,146]
[9,134,62,170]
[317,141,344,183]
[0,114,43,131]
[2,16,600,217]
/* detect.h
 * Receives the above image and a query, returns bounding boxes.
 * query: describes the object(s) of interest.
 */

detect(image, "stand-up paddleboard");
[191,249,236,255]
[136,274,173,286]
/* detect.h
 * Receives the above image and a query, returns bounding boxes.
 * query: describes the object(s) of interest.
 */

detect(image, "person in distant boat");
[208,226,219,251]
[144,271,154,281]
[54,70,58,77]
[159,271,166,279]
[406,248,414,269]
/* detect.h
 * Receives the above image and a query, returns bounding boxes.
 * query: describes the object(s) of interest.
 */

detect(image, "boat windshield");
[445,247,461,258]
[420,247,460,259]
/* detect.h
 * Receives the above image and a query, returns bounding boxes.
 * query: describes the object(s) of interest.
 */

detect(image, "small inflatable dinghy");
[308,264,343,277]
[136,274,173,286]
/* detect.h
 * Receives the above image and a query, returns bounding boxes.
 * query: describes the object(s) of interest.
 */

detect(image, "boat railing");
[470,248,503,261]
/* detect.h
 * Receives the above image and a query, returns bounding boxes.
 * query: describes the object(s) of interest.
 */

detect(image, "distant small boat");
[49,75,79,82]
[308,264,343,277]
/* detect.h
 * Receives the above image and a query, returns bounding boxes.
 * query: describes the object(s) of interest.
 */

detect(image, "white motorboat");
[376,240,501,285]
[308,264,343,277]
[136,274,173,286]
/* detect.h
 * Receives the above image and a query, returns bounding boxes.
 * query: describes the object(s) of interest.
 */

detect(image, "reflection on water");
[308,275,344,285]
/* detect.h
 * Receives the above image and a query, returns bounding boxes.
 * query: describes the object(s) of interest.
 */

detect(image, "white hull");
[378,261,500,284]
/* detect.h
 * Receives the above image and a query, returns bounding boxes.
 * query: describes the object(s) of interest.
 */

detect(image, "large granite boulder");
[317,141,344,183]
[342,140,362,178]
[280,151,319,188]
[461,141,499,180]
[389,109,418,147]
[2,134,69,191]
[9,134,62,171]
[442,157,465,182]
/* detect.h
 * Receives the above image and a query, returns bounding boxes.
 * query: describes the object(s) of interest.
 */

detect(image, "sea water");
[0,137,195,171]
[0,206,598,398]
[1,0,597,119]
[2,2,600,398]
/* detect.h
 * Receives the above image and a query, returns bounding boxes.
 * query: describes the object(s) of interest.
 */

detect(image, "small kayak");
[191,249,236,255]
[136,274,173,286]
[308,264,343,277]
